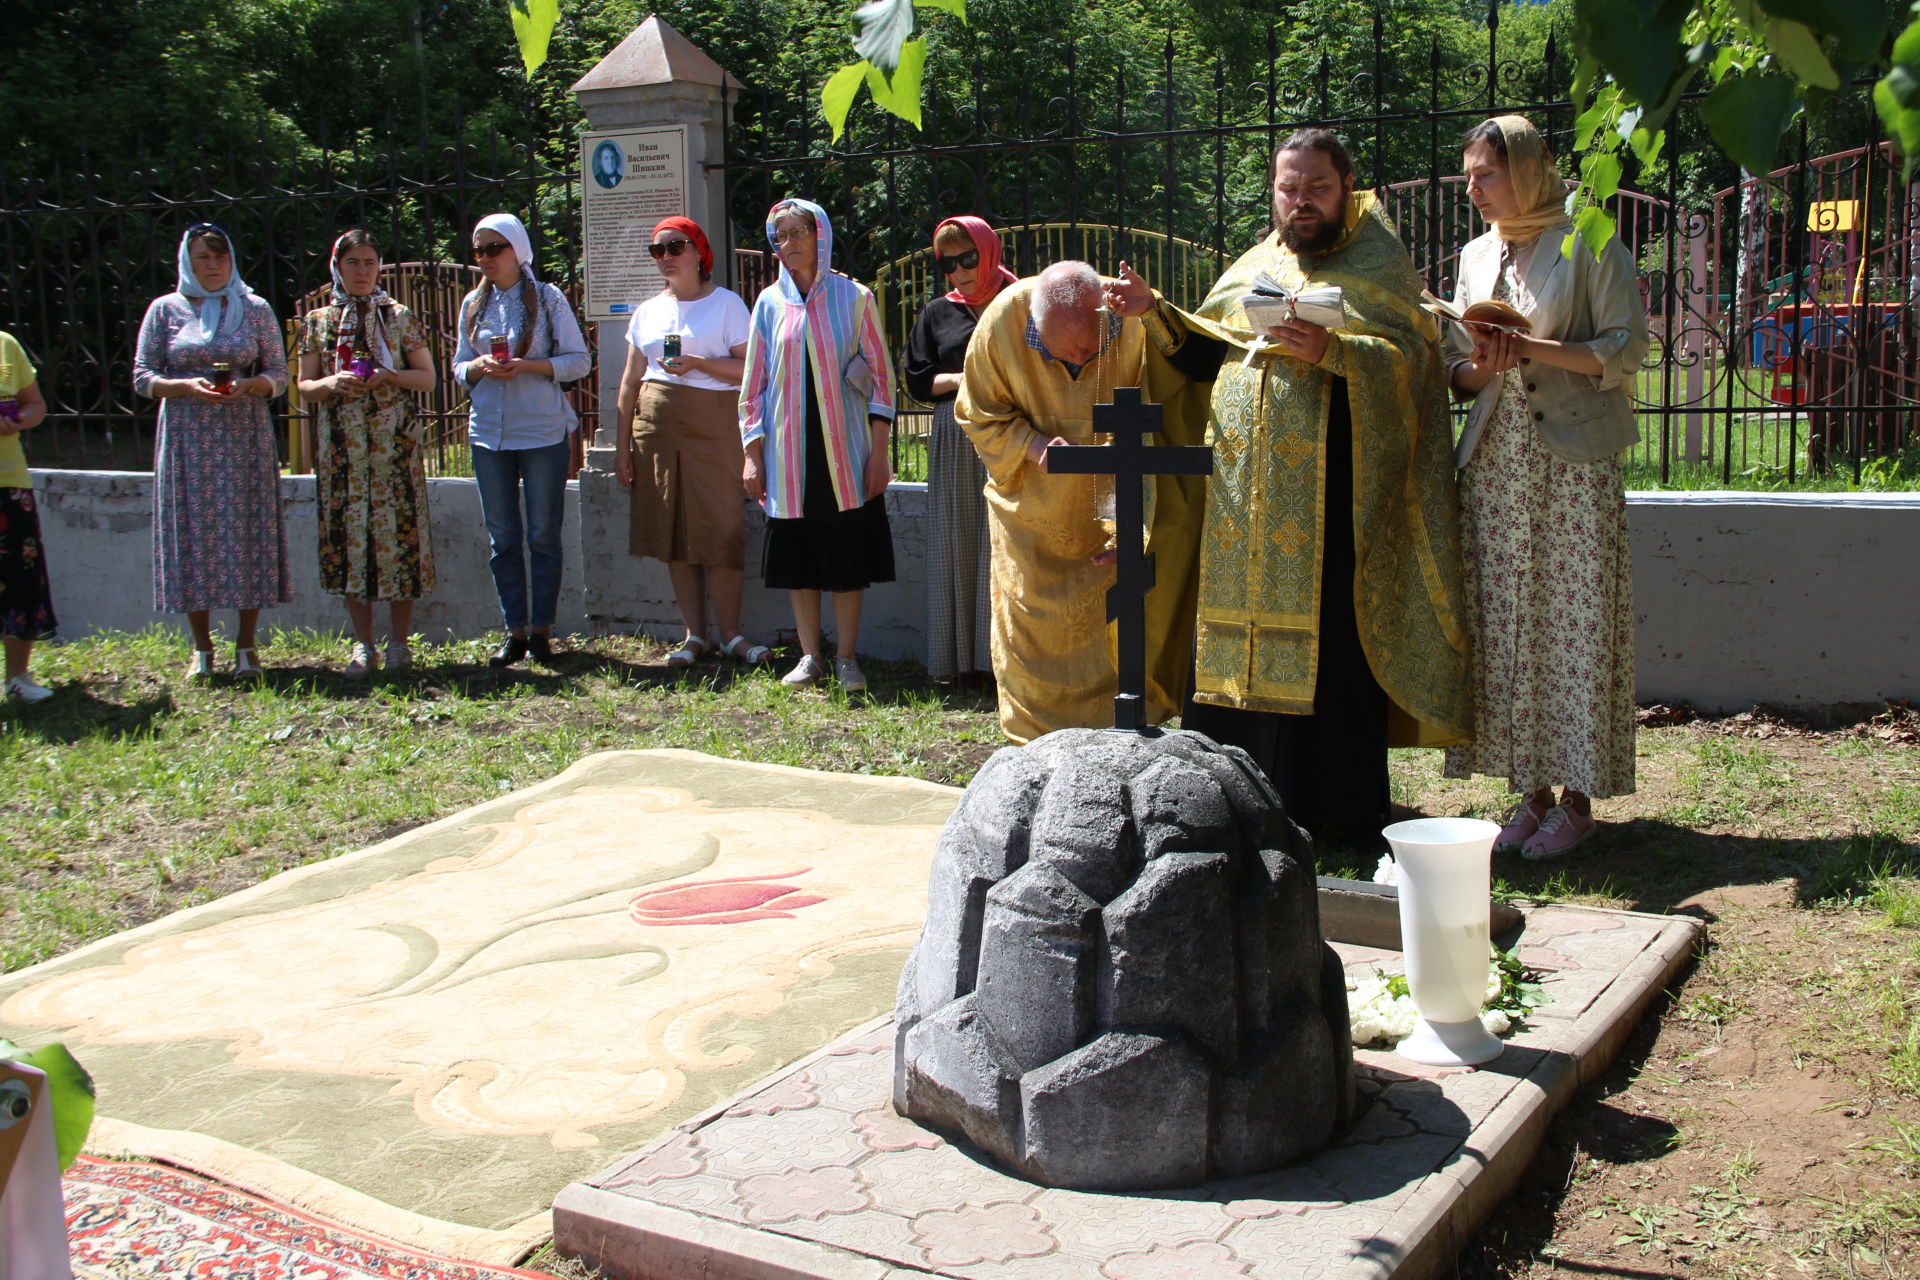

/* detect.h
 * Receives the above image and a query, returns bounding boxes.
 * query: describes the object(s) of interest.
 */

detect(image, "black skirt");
[762,353,895,592]
[0,487,58,641]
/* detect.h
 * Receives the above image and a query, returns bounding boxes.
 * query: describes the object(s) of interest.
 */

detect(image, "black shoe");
[489,635,529,668]
[526,632,556,664]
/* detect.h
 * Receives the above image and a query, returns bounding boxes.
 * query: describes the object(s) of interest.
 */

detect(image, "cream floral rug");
[0,750,958,1264]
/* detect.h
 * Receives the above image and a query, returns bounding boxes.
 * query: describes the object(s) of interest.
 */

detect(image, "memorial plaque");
[580,126,688,320]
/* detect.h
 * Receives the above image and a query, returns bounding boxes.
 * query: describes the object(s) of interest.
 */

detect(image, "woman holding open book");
[1441,114,1650,861]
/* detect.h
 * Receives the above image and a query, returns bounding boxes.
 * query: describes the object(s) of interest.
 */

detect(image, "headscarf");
[175,223,254,338]
[764,197,848,307]
[328,233,396,371]
[653,216,713,276]
[467,212,549,360]
[935,215,1017,308]
[1483,115,1572,246]
[475,212,537,282]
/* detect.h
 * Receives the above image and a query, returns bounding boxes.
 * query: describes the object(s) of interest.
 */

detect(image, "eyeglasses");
[647,239,693,259]
[771,227,813,246]
[936,248,981,275]
[471,241,512,260]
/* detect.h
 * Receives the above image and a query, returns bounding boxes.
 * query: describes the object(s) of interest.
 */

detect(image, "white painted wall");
[28,470,1920,712]
[1629,492,1920,711]
[30,469,591,643]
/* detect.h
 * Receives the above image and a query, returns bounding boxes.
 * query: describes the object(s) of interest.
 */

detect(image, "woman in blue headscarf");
[134,223,291,680]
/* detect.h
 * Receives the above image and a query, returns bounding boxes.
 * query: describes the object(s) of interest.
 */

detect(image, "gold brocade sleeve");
[1136,340,1214,720]
[954,286,1042,490]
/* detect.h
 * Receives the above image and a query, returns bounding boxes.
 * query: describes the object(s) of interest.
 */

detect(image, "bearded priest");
[1108,128,1474,847]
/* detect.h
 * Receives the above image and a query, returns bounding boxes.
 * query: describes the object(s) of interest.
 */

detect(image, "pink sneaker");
[1495,800,1548,852]
[1521,804,1595,861]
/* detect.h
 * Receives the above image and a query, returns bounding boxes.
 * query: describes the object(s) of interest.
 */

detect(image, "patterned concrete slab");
[554,904,1701,1280]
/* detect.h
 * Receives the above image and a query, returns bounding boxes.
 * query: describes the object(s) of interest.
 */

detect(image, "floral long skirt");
[0,487,58,640]
[1443,373,1637,798]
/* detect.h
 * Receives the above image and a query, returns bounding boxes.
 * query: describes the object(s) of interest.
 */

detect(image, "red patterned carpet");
[63,1158,558,1280]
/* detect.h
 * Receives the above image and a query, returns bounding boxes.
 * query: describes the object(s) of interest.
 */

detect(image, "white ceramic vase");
[1382,817,1505,1067]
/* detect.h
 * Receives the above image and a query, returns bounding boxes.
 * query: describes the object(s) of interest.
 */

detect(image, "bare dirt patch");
[1458,717,1920,1280]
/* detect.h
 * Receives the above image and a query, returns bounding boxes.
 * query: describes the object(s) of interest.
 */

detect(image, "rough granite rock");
[894,727,1356,1190]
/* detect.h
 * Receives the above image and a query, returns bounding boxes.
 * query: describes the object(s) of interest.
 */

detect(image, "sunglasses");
[647,239,694,259]
[471,241,513,260]
[936,248,981,275]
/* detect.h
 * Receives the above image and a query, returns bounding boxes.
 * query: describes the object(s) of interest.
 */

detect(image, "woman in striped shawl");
[739,198,896,694]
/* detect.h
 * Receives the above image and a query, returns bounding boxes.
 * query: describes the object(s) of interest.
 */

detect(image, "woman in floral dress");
[134,223,291,679]
[295,230,437,677]
[1443,115,1650,860]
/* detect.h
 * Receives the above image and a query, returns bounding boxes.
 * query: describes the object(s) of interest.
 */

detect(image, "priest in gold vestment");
[1121,130,1472,841]
[955,262,1221,744]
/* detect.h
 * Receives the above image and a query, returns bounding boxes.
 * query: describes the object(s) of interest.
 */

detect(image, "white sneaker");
[344,642,379,679]
[384,642,412,671]
[833,656,868,694]
[781,653,827,687]
[186,650,216,680]
[233,647,264,679]
[4,673,53,703]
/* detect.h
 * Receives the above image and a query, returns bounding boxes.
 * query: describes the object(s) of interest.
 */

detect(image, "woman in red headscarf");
[904,216,1017,683]
[615,215,769,667]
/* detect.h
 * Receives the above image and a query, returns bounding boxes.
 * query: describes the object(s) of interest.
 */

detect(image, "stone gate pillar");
[570,17,742,636]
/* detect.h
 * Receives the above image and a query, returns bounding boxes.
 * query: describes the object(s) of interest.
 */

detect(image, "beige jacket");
[1446,226,1650,466]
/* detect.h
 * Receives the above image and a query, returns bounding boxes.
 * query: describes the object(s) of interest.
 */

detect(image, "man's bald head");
[1032,261,1107,367]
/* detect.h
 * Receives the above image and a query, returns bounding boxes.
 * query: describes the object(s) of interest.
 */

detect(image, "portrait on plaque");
[580,126,689,319]
[592,139,626,189]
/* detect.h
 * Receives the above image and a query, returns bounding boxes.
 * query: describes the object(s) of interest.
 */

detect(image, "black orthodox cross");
[1046,386,1214,733]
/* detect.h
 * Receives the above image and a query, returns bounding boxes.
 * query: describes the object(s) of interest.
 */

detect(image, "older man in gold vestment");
[955,262,1221,743]
[1119,129,1472,842]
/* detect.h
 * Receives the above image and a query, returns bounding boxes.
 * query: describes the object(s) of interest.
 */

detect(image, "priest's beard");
[1277,194,1347,256]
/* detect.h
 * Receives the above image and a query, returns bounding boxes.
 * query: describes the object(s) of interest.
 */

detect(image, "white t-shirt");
[625,287,752,391]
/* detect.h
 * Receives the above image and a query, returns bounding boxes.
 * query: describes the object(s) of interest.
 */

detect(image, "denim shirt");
[453,282,592,451]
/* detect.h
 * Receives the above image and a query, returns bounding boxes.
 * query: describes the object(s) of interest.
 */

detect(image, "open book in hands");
[1420,291,1532,333]
[1242,272,1345,330]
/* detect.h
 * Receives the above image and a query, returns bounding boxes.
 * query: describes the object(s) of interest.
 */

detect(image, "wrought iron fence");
[5,13,1916,487]
[718,11,1918,487]
[0,105,595,474]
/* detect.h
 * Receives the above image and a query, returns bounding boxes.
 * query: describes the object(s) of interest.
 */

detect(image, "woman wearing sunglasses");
[453,213,591,668]
[613,216,768,668]
[904,217,1016,685]
[133,223,290,679]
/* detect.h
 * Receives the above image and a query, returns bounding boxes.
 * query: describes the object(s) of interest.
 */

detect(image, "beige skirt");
[629,380,745,568]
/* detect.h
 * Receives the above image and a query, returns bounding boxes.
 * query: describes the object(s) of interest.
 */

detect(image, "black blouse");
[904,296,978,405]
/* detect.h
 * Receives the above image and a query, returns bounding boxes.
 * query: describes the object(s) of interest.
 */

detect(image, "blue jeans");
[472,440,570,631]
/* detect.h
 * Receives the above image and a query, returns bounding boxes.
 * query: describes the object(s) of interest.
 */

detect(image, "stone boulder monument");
[893,727,1355,1191]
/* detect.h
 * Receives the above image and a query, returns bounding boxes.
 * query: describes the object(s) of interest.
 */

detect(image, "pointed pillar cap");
[572,14,744,93]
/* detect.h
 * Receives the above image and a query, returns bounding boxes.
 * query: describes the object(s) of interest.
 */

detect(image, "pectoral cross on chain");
[1046,386,1213,734]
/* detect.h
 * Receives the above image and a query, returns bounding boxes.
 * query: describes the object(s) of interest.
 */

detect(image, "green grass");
[9,628,1920,1280]
[1618,363,1920,492]
[0,627,996,974]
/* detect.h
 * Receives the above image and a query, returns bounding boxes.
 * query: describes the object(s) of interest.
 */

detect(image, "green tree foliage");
[1559,0,1915,253]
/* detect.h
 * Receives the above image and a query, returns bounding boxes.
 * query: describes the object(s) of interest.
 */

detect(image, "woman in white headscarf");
[1443,115,1650,861]
[453,212,591,668]
[295,229,438,678]
[133,222,291,680]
